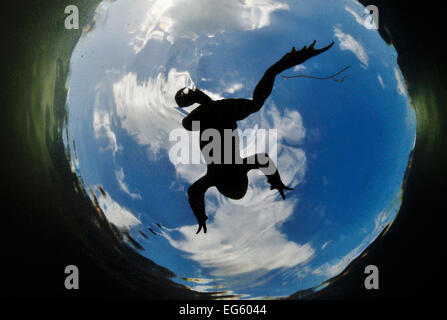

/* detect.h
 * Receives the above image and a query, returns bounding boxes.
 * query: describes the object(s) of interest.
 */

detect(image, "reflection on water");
[61,0,417,298]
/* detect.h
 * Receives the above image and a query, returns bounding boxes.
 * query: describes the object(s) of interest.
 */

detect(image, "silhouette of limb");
[227,41,334,121]
[244,153,293,200]
[253,41,334,106]
[187,174,214,234]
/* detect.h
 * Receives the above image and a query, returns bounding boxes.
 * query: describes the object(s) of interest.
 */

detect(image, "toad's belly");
[212,167,248,200]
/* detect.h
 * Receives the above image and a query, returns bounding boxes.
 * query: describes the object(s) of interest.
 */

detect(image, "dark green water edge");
[1,0,211,299]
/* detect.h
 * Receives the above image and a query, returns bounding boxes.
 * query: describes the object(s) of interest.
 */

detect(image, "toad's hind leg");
[187,174,215,233]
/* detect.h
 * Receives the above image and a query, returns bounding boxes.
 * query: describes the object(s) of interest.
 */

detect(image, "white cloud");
[96,191,141,230]
[115,168,142,200]
[162,182,314,281]
[345,2,379,30]
[321,241,331,250]
[112,68,219,183]
[293,65,307,72]
[312,241,366,278]
[345,5,368,28]
[93,110,120,154]
[334,27,369,68]
[261,104,306,145]
[113,69,194,156]
[225,83,244,94]
[394,67,406,96]
[378,73,385,89]
[130,0,289,52]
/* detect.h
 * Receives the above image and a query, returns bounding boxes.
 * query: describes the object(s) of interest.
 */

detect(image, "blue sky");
[65,0,416,298]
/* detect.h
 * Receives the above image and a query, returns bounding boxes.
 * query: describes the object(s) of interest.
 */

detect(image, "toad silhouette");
[175,40,334,234]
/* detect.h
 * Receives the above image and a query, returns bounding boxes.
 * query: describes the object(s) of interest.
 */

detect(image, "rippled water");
[63,0,416,298]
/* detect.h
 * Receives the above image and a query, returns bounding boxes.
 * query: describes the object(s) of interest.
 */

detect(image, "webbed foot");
[277,40,334,71]
[196,215,208,234]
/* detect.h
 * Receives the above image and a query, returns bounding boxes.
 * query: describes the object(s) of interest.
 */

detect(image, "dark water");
[1,0,444,299]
